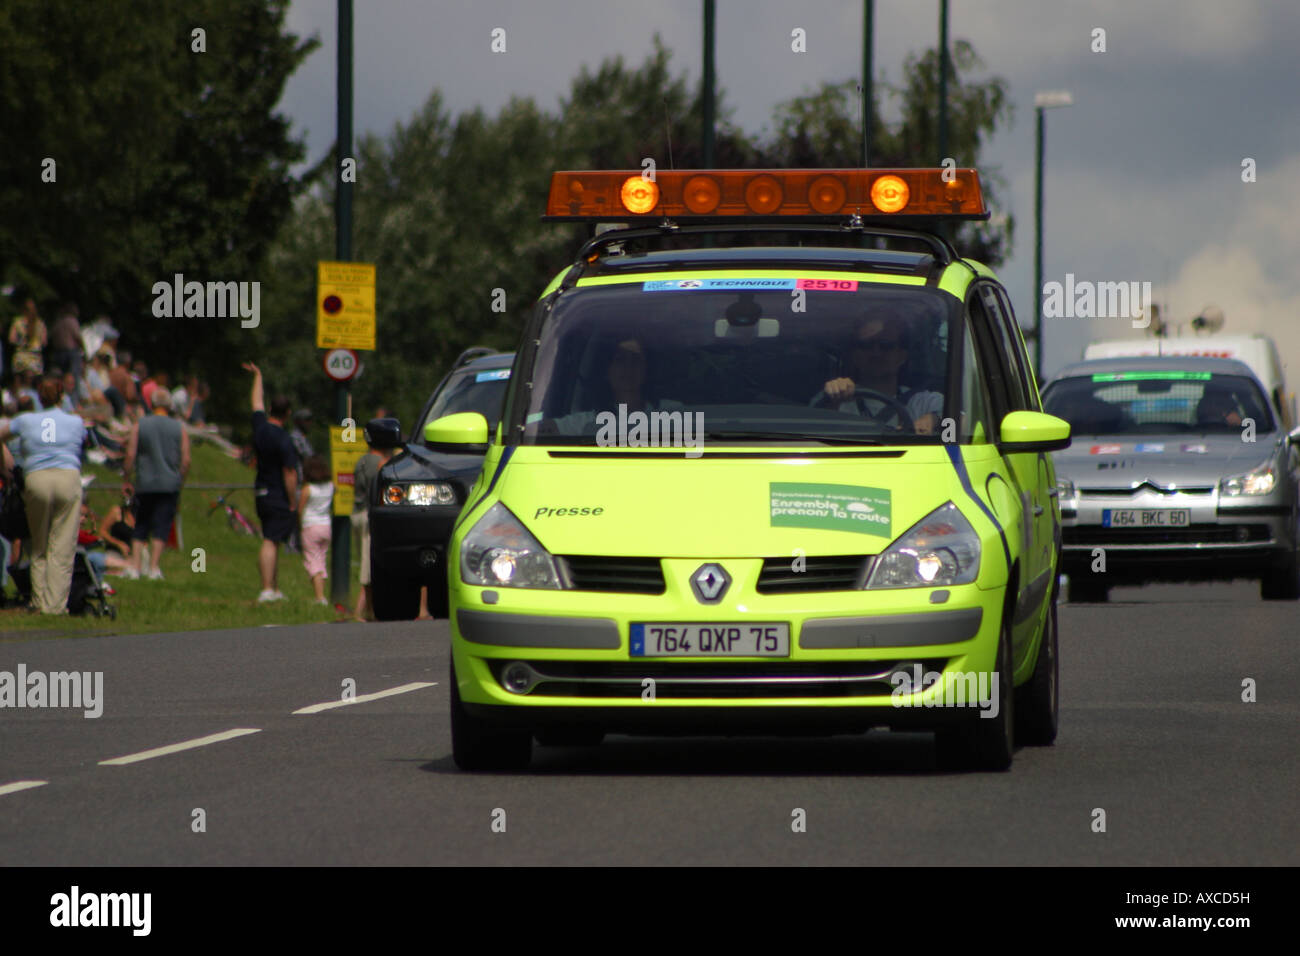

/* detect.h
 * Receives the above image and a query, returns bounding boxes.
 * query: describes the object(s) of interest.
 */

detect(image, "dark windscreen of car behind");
[419,368,511,436]
[1043,371,1274,435]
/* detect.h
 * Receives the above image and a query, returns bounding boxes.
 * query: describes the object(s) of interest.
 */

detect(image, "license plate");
[630,623,790,657]
[1102,509,1190,528]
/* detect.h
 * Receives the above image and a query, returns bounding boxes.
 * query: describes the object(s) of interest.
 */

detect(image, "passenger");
[816,314,943,434]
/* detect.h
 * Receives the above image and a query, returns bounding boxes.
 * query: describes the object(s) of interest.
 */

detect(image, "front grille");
[557,555,666,594]
[756,555,871,593]
[1079,486,1214,496]
[493,659,948,700]
[1064,524,1271,546]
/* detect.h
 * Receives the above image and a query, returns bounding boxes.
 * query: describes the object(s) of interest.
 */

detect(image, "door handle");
[1046,488,1060,498]
[1033,504,1045,516]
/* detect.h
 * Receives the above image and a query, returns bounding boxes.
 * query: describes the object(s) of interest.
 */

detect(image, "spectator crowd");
[1,295,210,613]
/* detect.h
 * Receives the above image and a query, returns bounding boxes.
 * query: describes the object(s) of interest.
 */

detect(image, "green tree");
[0,0,316,383]
[766,40,1014,265]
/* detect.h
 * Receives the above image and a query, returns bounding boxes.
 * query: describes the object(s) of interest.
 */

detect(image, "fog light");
[502,662,535,695]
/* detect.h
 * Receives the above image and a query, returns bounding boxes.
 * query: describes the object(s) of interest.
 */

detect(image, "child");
[297,455,334,604]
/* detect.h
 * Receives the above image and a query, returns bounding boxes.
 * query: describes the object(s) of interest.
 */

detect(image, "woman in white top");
[297,455,335,605]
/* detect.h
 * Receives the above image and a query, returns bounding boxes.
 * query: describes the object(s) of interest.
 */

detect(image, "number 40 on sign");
[323,348,360,382]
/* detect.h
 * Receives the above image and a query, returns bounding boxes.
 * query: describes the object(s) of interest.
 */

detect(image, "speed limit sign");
[323,348,360,382]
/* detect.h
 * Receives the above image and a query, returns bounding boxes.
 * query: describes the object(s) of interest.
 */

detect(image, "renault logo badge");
[691,563,730,603]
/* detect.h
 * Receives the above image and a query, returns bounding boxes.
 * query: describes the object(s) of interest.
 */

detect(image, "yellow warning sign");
[316,261,376,350]
[329,424,370,516]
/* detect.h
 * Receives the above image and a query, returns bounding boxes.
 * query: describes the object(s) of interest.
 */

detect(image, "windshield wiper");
[700,430,886,445]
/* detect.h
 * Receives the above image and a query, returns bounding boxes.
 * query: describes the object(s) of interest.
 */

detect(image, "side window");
[976,284,1033,412]
[994,287,1042,410]
[958,322,995,443]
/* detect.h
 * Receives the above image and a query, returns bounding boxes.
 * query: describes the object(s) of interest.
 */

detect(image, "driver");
[1196,387,1244,428]
[816,314,943,434]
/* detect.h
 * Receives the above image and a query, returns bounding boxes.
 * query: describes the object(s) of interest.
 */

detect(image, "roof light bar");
[544,168,988,221]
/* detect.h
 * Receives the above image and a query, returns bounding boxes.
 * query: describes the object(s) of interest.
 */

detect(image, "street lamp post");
[1032,90,1072,383]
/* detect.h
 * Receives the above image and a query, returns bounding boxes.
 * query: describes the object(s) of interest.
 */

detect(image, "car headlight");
[1056,477,1075,499]
[383,482,457,506]
[866,502,981,589]
[1220,464,1276,497]
[460,502,561,589]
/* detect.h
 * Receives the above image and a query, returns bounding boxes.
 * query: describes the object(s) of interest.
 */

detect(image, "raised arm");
[243,361,264,413]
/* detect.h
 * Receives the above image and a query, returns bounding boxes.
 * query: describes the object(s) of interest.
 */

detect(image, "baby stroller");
[6,548,117,618]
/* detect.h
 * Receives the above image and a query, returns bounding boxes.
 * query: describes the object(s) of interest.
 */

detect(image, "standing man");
[286,408,315,554]
[350,420,395,622]
[0,377,86,613]
[243,362,298,603]
[122,387,189,580]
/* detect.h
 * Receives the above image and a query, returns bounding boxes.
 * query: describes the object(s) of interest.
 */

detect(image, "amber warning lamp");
[544,168,988,221]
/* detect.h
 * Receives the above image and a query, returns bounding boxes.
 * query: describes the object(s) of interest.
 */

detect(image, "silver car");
[1042,356,1300,601]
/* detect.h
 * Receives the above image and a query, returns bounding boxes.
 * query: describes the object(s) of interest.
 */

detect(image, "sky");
[277,0,1300,382]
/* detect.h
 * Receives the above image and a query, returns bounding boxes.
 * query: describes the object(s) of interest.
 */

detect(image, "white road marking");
[292,681,437,715]
[99,728,263,766]
[0,780,48,797]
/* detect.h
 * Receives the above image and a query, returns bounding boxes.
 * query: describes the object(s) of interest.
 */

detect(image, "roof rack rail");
[570,221,960,271]
[452,346,498,368]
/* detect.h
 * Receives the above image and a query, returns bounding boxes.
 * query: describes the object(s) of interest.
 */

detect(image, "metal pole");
[862,0,873,167]
[1033,106,1045,382]
[331,0,353,605]
[938,0,949,162]
[702,0,715,168]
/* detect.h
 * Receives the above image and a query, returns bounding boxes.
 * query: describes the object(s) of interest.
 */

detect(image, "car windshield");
[518,283,968,445]
[1042,371,1274,435]
[419,366,511,437]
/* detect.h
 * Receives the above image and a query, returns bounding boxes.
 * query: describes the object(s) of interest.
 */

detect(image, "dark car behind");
[368,349,514,619]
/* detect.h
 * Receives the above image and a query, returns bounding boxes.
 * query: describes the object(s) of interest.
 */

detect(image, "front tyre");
[1015,584,1059,746]
[1260,543,1300,601]
[935,602,1015,772]
[450,659,532,771]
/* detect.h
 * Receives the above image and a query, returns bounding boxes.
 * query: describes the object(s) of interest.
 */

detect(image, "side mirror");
[424,412,489,446]
[999,410,1072,453]
[363,417,403,450]
[1287,426,1300,446]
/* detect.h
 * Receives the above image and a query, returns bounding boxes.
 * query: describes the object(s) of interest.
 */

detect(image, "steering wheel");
[815,387,915,431]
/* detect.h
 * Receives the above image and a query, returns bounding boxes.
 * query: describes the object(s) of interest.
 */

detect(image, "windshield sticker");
[770,482,891,537]
[643,278,796,291]
[1134,443,1165,453]
[1090,444,1122,455]
[1090,371,1212,382]
[796,278,859,291]
[641,277,862,292]
[1181,443,1208,454]
[475,369,511,382]
[525,412,544,424]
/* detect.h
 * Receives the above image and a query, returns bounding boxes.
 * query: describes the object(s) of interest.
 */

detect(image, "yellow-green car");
[433,169,1070,771]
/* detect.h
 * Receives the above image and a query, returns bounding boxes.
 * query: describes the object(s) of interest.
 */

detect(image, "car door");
[968,283,1051,653]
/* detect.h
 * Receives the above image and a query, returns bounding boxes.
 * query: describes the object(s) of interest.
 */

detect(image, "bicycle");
[206,492,260,537]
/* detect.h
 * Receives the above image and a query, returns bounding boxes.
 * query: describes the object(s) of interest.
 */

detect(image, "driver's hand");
[824,377,856,403]
[914,412,937,435]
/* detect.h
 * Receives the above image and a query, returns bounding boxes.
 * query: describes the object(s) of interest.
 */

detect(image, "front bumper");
[1058,486,1293,579]
[368,504,460,584]
[450,566,1008,726]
